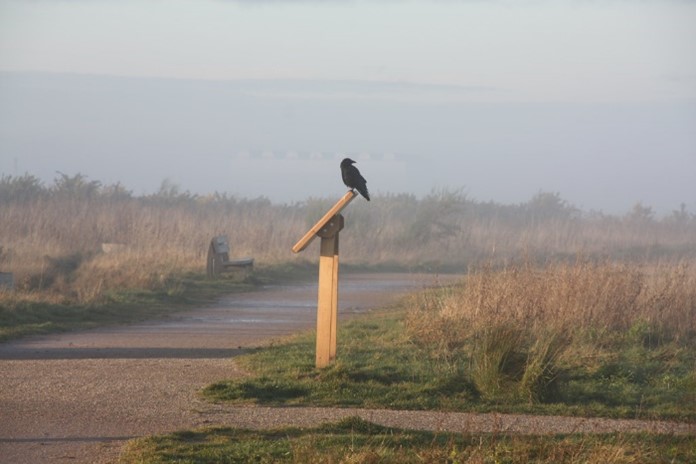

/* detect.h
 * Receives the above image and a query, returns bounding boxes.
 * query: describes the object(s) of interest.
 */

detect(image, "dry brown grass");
[0,185,306,303]
[1,174,695,303]
[407,260,696,340]
[405,259,696,401]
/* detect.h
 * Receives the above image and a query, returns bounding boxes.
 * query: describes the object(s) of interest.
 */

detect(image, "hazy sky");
[1,0,695,213]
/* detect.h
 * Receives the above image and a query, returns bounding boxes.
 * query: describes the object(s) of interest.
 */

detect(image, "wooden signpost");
[292,190,357,368]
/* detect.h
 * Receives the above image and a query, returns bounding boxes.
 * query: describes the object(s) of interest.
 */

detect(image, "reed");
[1,173,695,303]
[405,259,696,401]
[409,260,696,338]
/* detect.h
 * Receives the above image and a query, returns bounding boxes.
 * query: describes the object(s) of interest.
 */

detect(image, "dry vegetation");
[406,259,696,405]
[1,172,695,306]
[119,417,696,464]
[408,260,696,341]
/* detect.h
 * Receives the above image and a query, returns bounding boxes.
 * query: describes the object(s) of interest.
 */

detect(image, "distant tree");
[664,203,695,230]
[149,178,197,204]
[100,182,133,200]
[406,188,467,243]
[0,174,46,201]
[525,191,577,222]
[626,202,655,224]
[670,203,690,223]
[155,178,182,198]
[52,172,101,198]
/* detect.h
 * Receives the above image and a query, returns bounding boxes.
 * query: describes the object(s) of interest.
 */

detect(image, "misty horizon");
[1,1,694,215]
[1,71,695,215]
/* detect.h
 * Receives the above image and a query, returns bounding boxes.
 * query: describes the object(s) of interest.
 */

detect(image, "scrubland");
[2,172,694,304]
[405,259,696,411]
[4,173,696,462]
[153,259,696,462]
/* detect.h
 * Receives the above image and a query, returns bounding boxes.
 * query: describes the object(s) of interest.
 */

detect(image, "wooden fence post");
[315,214,343,367]
[292,191,356,368]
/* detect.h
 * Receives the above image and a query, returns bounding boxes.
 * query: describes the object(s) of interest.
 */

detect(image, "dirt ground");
[1,272,693,464]
[0,273,459,463]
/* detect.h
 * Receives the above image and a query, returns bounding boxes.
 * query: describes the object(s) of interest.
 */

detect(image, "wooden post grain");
[316,227,340,367]
[292,192,355,368]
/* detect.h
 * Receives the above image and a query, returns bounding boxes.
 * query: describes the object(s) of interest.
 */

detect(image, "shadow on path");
[0,347,248,360]
[0,436,136,444]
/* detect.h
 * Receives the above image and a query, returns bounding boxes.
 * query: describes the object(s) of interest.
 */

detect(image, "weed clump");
[3,173,696,305]
[406,260,696,404]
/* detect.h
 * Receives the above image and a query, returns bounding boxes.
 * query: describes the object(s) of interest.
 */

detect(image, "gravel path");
[198,405,695,435]
[1,273,693,464]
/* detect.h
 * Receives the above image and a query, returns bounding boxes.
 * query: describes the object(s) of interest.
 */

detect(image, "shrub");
[406,260,696,403]
[2,172,696,303]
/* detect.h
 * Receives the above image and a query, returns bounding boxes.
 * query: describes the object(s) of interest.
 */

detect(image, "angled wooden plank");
[292,190,357,253]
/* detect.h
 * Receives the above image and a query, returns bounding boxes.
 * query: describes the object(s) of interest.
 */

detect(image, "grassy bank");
[203,261,696,422]
[120,260,696,462]
[2,173,695,342]
[0,272,262,342]
[0,262,321,342]
[119,417,695,464]
[2,173,695,306]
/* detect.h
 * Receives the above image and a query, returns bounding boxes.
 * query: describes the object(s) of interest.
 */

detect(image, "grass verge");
[202,305,696,422]
[0,273,252,342]
[119,417,696,464]
[0,264,315,342]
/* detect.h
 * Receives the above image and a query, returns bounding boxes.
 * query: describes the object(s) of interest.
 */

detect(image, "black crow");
[340,158,370,201]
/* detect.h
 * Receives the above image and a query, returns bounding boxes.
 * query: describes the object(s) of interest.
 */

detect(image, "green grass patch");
[119,417,696,464]
[202,308,696,422]
[0,266,301,342]
[204,310,478,411]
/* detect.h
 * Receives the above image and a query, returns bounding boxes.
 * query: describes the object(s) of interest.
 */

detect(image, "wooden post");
[292,190,357,368]
[315,214,343,367]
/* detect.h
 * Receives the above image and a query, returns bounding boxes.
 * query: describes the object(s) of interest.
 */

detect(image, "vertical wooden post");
[315,214,343,368]
[291,191,356,369]
[328,235,339,362]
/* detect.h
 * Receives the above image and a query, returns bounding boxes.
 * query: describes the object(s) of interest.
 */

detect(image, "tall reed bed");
[1,173,695,303]
[409,260,696,337]
[405,260,696,403]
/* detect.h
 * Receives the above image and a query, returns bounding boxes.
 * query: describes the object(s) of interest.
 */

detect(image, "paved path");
[2,273,693,463]
[0,273,456,463]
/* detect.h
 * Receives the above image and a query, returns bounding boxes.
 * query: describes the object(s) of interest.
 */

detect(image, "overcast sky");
[1,0,695,213]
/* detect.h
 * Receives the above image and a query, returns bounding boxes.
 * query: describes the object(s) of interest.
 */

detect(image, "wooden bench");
[206,235,254,278]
